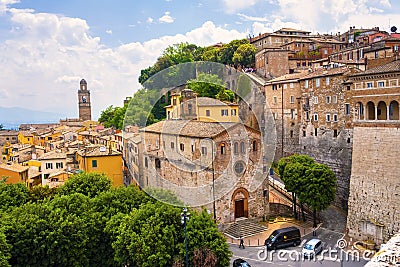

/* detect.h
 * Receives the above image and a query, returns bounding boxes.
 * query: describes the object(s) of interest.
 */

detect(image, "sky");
[0,0,400,121]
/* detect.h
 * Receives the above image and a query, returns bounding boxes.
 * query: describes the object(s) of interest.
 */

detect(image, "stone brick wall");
[347,126,400,245]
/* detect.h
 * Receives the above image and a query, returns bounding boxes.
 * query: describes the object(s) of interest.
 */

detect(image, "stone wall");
[347,126,400,245]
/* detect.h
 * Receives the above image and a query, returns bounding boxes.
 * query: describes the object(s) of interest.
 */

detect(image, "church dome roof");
[80,79,87,85]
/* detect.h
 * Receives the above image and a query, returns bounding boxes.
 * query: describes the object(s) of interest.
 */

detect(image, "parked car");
[302,238,323,258]
[233,258,251,267]
[264,226,301,250]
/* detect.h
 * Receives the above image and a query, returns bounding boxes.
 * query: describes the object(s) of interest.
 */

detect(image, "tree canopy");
[0,172,232,266]
[277,154,336,226]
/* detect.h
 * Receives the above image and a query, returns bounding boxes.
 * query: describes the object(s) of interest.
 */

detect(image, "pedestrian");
[239,236,245,249]
[312,227,317,236]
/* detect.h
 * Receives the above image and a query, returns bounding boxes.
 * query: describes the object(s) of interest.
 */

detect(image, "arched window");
[252,140,257,152]
[367,102,375,120]
[144,157,148,168]
[240,141,245,154]
[389,101,399,120]
[155,158,161,169]
[234,142,239,154]
[377,101,387,120]
[220,143,226,155]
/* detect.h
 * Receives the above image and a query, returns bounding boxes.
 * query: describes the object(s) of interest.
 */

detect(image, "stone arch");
[356,102,364,120]
[232,187,249,219]
[377,101,387,120]
[389,100,399,120]
[366,101,375,120]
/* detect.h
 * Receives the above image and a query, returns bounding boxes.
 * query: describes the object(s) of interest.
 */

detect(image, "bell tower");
[78,79,92,121]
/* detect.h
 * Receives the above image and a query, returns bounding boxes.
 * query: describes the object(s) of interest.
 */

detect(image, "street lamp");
[181,207,190,267]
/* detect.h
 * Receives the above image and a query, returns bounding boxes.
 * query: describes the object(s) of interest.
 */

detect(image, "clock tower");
[78,79,92,121]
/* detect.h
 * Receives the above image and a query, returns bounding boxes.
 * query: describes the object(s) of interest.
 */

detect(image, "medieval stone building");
[78,79,91,121]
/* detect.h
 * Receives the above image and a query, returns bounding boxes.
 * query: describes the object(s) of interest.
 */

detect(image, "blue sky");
[0,0,399,120]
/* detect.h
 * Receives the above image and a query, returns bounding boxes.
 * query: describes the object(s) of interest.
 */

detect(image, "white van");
[302,238,323,258]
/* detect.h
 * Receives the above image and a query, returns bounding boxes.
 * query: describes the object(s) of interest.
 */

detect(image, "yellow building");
[0,162,29,184]
[18,131,35,145]
[165,89,239,123]
[76,145,123,187]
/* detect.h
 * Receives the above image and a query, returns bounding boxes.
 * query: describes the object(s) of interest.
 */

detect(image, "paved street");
[229,228,369,267]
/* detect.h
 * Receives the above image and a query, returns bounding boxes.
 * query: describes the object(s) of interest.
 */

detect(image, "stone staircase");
[223,218,268,239]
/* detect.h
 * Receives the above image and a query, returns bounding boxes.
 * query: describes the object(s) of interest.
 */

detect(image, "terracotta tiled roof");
[77,145,122,157]
[39,150,67,160]
[299,67,349,80]
[141,120,237,138]
[268,71,309,83]
[195,97,237,106]
[0,130,18,136]
[0,162,29,172]
[352,60,400,76]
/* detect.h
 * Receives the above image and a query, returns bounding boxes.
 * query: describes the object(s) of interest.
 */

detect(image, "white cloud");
[159,11,174,23]
[106,29,112,34]
[222,0,261,13]
[146,17,153,24]
[237,13,269,22]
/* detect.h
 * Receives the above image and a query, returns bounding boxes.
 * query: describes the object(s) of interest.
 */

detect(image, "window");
[314,128,318,136]
[313,96,318,104]
[345,103,351,115]
[56,162,63,169]
[191,144,195,152]
[45,162,53,169]
[290,95,295,103]
[283,84,287,89]
[290,130,293,138]
[240,142,245,154]
[316,78,320,87]
[234,162,245,175]
[173,99,177,105]
[231,109,237,116]
[155,140,159,149]
[303,130,306,137]
[273,96,277,104]
[220,143,225,155]
[206,110,210,117]
[221,109,228,116]
[326,77,330,85]
[333,129,338,137]
[252,140,257,152]
[145,157,148,168]
[272,84,277,90]
[155,159,161,169]
[234,142,239,154]
[366,82,373,88]
[273,112,277,120]
[332,95,337,104]
[171,142,174,149]
[347,85,351,91]
[326,96,331,104]
[333,114,338,122]
[92,160,97,168]
[291,109,295,119]
[306,111,310,121]
[305,80,309,88]
[290,82,294,88]
[180,143,185,151]
[201,146,207,155]
[326,114,331,122]
[374,51,378,58]
[188,103,193,114]
[313,113,318,122]
[378,81,385,87]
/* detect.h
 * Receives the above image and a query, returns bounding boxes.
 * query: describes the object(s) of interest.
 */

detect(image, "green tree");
[0,183,29,211]
[187,73,226,99]
[0,230,11,267]
[58,172,112,198]
[300,164,336,227]
[112,202,181,267]
[28,185,58,203]
[278,154,315,220]
[99,105,116,128]
[178,209,232,267]
[218,39,249,66]
[232,43,256,68]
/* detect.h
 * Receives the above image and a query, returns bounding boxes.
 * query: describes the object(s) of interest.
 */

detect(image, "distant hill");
[0,107,65,129]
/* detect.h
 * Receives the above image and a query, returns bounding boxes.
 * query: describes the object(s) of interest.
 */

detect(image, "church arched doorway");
[232,188,249,219]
